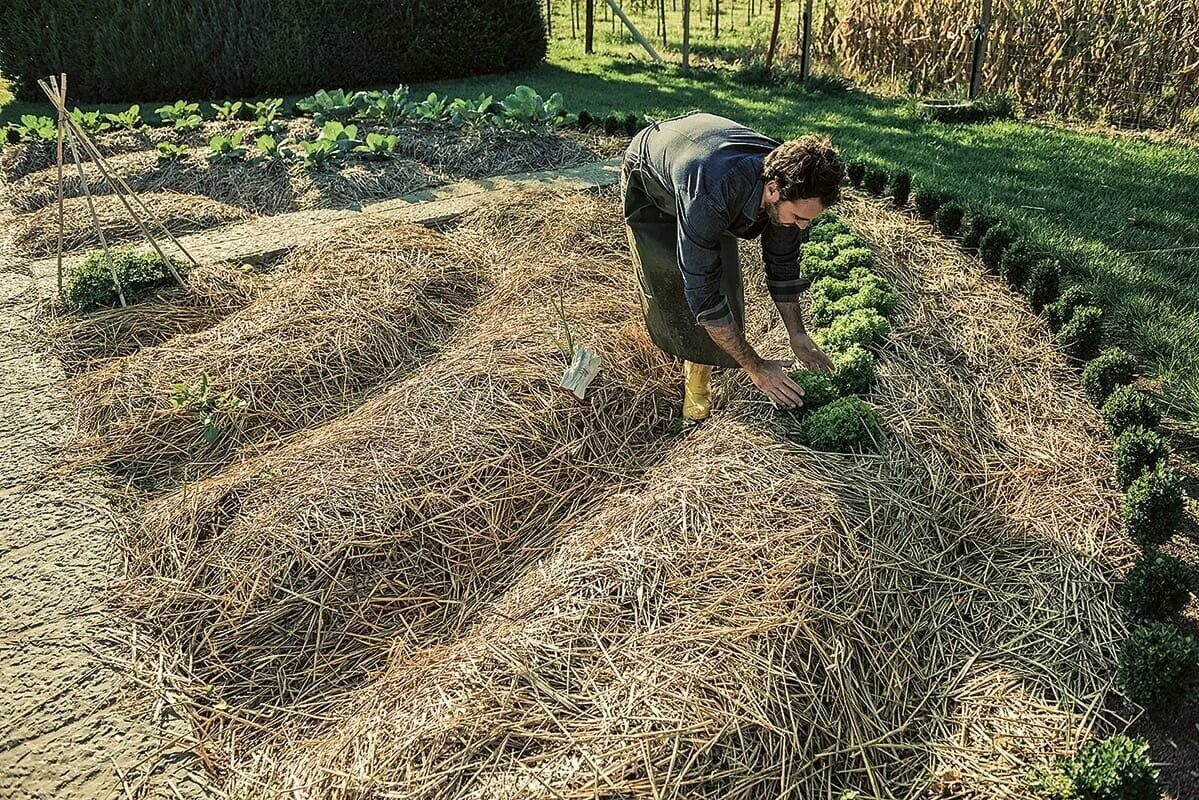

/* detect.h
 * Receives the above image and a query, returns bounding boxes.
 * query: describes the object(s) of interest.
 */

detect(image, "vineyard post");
[969,0,993,99]
[800,0,813,83]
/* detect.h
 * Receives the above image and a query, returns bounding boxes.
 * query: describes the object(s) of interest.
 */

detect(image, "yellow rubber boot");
[682,361,714,422]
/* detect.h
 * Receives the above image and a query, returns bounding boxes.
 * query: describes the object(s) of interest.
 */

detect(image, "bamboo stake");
[53,73,67,299]
[50,79,126,307]
[37,79,193,285]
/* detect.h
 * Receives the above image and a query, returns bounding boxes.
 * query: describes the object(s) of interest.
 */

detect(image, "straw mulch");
[197,194,1133,799]
[70,218,484,486]
[35,260,271,373]
[116,190,676,759]
[11,190,251,257]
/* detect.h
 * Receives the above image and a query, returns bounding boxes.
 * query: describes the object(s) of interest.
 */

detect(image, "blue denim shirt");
[625,111,806,328]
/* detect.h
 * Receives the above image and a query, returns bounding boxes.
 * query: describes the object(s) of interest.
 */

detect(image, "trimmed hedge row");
[0,0,547,103]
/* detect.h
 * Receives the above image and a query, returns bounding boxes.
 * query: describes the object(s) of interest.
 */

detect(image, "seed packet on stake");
[559,345,602,401]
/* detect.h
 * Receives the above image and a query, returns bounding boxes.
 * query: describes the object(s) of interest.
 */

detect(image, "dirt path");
[0,215,208,799]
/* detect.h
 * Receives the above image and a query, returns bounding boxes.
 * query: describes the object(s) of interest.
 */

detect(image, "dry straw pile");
[69,219,483,484]
[12,190,249,257]
[75,188,1136,797]
[114,190,676,759]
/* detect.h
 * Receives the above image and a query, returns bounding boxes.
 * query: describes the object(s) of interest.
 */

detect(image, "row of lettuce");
[779,214,893,451]
[2,85,651,171]
[847,163,1192,800]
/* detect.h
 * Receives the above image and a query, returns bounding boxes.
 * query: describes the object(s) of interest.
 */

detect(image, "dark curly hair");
[761,134,844,206]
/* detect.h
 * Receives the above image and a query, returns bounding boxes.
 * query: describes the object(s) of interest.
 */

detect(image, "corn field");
[824,0,1199,129]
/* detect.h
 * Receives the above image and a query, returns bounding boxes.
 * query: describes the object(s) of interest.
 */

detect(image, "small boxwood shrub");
[1116,621,1199,716]
[576,110,594,130]
[814,308,891,351]
[800,395,881,452]
[807,223,852,244]
[830,345,876,395]
[603,113,622,135]
[1113,427,1171,490]
[978,224,1016,271]
[846,158,867,188]
[1101,385,1160,435]
[914,186,950,219]
[1024,258,1060,312]
[1123,464,1186,548]
[998,239,1037,290]
[624,113,640,136]
[933,202,965,237]
[889,170,912,207]
[1033,735,1159,800]
[788,368,839,411]
[64,249,185,311]
[1118,551,1195,622]
[1056,305,1104,361]
[1081,347,1136,406]
[863,167,888,196]
[960,212,1000,249]
[1045,286,1095,332]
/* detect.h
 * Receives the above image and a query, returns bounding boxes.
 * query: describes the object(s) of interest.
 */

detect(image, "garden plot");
[31,179,1140,799]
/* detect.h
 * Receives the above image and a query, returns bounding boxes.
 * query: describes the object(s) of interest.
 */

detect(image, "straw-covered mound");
[12,190,251,256]
[212,195,1133,799]
[35,259,272,373]
[2,126,620,216]
[118,190,675,750]
[71,218,483,485]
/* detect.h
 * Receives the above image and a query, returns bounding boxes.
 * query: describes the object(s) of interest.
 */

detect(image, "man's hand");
[789,332,835,373]
[747,359,806,409]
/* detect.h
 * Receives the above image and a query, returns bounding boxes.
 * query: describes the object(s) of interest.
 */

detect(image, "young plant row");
[2,84,581,147]
[154,122,404,169]
[780,213,894,452]
[848,159,1194,798]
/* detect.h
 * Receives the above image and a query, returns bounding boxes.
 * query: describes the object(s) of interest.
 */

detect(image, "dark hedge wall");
[0,0,547,103]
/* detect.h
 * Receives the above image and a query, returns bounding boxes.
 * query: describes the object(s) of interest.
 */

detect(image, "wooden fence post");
[682,0,691,70]
[969,0,992,99]
[800,0,813,82]
[585,0,595,52]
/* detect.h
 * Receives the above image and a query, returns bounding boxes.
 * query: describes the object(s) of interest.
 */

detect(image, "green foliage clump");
[977,224,1016,271]
[830,345,876,395]
[1056,305,1104,361]
[998,239,1037,290]
[814,308,890,351]
[933,202,965,237]
[102,104,142,131]
[803,242,871,281]
[1113,427,1170,490]
[846,159,867,188]
[576,110,594,130]
[1032,735,1159,800]
[1081,347,1136,406]
[800,396,882,452]
[603,113,622,136]
[1123,464,1186,548]
[64,249,184,311]
[1024,258,1060,312]
[807,222,852,244]
[624,113,641,136]
[788,368,839,411]
[1117,621,1199,716]
[1045,286,1095,332]
[914,186,950,219]
[863,167,887,196]
[169,372,248,444]
[960,212,1000,249]
[1119,552,1195,623]
[808,273,897,327]
[1100,385,1160,435]
[155,142,189,162]
[889,169,912,207]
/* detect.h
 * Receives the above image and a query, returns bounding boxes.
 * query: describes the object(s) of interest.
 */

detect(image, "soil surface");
[0,212,209,799]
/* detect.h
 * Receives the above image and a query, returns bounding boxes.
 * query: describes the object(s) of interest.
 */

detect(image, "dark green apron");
[621,162,745,369]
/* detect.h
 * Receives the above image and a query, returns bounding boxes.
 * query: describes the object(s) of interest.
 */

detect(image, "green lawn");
[4,17,1198,422]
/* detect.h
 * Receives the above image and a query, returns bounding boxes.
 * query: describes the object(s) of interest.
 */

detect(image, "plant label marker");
[559,345,603,401]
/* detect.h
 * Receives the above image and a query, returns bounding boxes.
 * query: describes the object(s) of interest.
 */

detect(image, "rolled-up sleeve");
[762,224,807,303]
[676,189,735,328]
